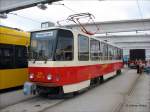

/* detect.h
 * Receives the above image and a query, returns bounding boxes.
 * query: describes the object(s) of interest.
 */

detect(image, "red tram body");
[24,27,123,95]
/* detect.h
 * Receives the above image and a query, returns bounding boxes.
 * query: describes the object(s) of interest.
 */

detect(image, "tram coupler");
[23,82,36,95]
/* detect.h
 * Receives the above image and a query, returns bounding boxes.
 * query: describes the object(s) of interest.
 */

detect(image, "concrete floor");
[119,73,150,112]
[0,89,35,109]
[43,69,139,112]
[1,69,144,112]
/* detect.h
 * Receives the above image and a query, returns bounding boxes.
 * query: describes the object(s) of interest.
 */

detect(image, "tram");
[24,27,123,95]
[0,26,30,91]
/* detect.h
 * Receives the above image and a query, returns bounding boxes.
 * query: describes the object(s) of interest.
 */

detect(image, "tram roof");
[0,25,24,32]
[0,25,30,37]
[29,26,71,32]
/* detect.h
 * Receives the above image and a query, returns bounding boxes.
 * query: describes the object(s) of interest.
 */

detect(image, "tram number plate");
[36,72,44,79]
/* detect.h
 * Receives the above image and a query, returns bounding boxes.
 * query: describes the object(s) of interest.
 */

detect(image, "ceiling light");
[37,3,47,10]
[0,13,7,19]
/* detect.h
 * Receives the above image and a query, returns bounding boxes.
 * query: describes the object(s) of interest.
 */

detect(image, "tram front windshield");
[30,30,57,61]
[30,29,73,61]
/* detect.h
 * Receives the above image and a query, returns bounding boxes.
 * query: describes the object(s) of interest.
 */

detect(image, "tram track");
[0,84,99,111]
[0,95,37,110]
[111,73,141,112]
[0,95,64,112]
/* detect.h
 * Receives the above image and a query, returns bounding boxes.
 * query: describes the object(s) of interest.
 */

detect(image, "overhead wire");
[62,4,78,13]
[52,1,78,13]
[8,13,41,23]
[136,0,146,32]
[50,2,79,26]
[136,0,143,19]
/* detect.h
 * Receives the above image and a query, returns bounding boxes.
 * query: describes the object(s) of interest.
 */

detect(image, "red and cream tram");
[24,27,123,95]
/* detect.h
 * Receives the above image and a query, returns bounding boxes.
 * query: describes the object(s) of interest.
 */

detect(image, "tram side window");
[121,49,123,59]
[114,48,117,60]
[0,45,13,69]
[15,46,28,68]
[78,34,89,61]
[3,47,14,69]
[108,45,111,60]
[55,30,73,61]
[0,44,28,69]
[108,45,114,60]
[90,39,99,61]
[118,48,122,60]
[100,42,105,60]
[104,43,108,60]
[117,48,121,60]
[112,47,116,60]
[115,48,121,60]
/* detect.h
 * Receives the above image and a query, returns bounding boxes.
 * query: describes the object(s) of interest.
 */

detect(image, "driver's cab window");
[55,29,74,61]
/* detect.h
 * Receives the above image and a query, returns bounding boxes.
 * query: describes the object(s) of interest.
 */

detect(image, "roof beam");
[115,42,150,49]
[67,19,150,34]
[0,0,60,13]
[96,34,150,50]
[122,46,150,50]
[96,34,150,43]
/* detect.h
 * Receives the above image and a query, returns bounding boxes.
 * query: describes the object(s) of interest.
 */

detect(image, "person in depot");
[137,60,145,74]
[146,60,150,74]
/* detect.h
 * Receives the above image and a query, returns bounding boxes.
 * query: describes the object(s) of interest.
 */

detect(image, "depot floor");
[0,68,150,112]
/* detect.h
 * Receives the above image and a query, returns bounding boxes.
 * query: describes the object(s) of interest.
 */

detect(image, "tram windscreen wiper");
[33,52,38,63]
[43,56,48,63]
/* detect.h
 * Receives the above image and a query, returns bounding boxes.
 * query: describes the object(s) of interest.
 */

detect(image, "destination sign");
[35,31,54,38]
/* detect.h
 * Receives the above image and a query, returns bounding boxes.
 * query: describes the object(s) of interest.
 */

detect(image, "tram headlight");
[29,73,34,79]
[47,74,52,80]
